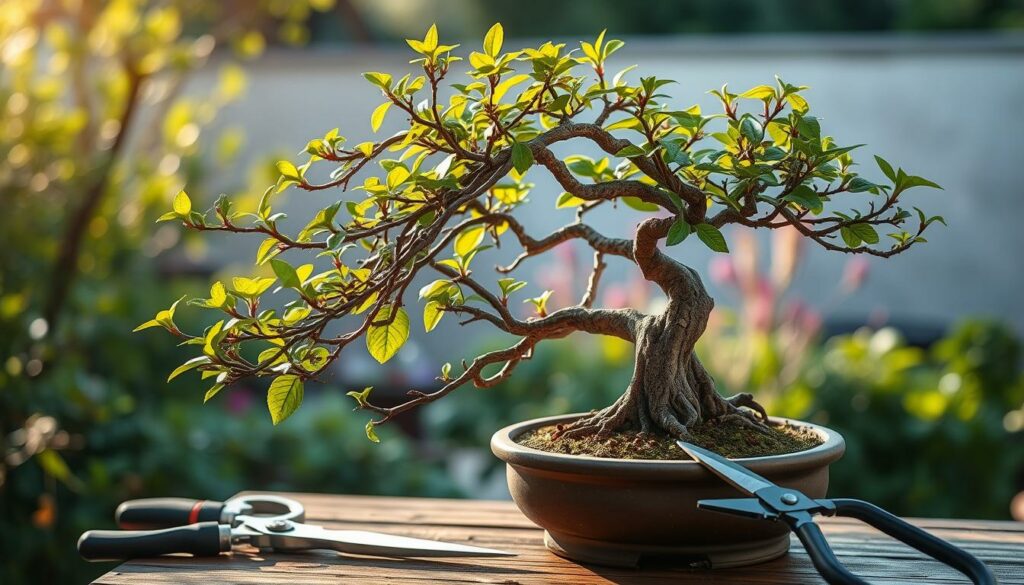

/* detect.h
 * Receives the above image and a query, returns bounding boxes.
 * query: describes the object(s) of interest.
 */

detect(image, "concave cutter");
[677,441,997,585]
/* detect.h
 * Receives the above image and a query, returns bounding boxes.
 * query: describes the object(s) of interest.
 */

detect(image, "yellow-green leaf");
[173,190,191,215]
[276,160,299,180]
[386,166,410,190]
[492,74,529,103]
[556,192,586,208]
[370,101,391,132]
[454,225,485,257]
[168,356,211,382]
[424,300,444,332]
[267,374,304,425]
[203,320,224,357]
[346,386,373,407]
[204,384,224,403]
[209,281,227,307]
[232,276,275,298]
[739,85,776,100]
[365,420,380,443]
[366,306,409,364]
[422,24,438,52]
[133,319,161,332]
[483,22,503,57]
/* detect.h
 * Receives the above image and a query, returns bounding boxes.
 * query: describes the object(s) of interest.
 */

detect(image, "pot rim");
[491,413,845,479]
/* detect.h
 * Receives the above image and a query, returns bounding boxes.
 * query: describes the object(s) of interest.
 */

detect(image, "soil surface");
[517,418,822,459]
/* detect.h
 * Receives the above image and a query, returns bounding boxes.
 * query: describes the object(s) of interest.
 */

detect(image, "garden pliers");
[677,441,997,585]
[78,494,513,561]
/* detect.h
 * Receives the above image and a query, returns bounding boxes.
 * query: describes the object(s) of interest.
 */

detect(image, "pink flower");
[226,388,254,414]
[602,284,629,309]
[746,277,776,332]
[841,257,870,292]
[709,257,737,287]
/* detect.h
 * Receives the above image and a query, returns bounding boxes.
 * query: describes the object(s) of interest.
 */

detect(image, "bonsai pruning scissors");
[677,441,997,585]
[78,494,513,561]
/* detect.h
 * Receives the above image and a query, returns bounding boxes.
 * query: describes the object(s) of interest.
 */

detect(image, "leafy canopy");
[145,23,941,434]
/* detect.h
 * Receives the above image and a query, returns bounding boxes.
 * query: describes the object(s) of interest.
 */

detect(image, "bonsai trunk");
[560,261,768,439]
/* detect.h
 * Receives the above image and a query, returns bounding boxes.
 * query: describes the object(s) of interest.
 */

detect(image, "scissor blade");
[698,498,777,520]
[676,441,776,496]
[320,529,515,558]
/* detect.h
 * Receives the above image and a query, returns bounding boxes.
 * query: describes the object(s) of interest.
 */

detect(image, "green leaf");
[903,175,943,190]
[511,141,533,174]
[267,374,304,425]
[874,155,896,182]
[423,300,444,332]
[666,218,691,246]
[365,420,380,443]
[783,185,824,214]
[346,386,373,407]
[739,117,763,143]
[840,226,862,248]
[847,177,877,193]
[270,258,301,289]
[621,196,660,212]
[173,190,191,215]
[696,223,729,253]
[366,306,410,364]
[168,356,211,382]
[483,22,503,57]
[498,278,527,297]
[370,101,391,132]
[849,222,879,245]
[615,145,646,158]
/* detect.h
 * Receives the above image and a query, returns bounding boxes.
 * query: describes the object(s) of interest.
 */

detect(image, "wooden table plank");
[94,492,1024,584]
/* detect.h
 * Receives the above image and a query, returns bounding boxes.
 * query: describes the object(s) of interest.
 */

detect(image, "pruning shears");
[78,494,514,561]
[677,441,997,585]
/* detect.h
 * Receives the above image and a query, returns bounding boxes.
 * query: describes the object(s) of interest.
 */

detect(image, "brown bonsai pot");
[491,413,845,568]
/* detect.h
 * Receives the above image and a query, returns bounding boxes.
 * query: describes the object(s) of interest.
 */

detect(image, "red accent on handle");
[188,500,207,525]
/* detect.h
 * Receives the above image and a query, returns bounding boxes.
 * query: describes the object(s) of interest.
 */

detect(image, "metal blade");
[697,498,777,520]
[676,441,776,496]
[318,529,515,558]
[242,518,514,558]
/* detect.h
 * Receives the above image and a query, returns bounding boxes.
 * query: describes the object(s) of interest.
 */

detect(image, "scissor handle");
[829,498,997,585]
[78,522,231,561]
[788,512,868,585]
[116,498,226,529]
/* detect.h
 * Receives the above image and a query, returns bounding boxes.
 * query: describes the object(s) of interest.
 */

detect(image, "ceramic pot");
[491,413,845,568]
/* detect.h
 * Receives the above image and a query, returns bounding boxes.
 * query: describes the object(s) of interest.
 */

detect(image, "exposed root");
[724,392,769,422]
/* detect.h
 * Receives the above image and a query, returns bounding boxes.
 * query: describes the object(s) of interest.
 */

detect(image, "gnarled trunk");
[560,258,767,439]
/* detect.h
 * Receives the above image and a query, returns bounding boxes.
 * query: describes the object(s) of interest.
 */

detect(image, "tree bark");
[559,219,768,439]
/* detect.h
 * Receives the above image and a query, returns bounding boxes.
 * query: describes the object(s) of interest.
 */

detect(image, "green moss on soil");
[517,419,822,460]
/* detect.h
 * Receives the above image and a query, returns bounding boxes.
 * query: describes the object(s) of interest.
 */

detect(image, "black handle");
[832,498,997,585]
[789,513,869,585]
[78,522,228,561]
[116,498,224,529]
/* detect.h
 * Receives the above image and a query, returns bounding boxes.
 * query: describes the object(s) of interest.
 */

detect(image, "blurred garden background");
[3,0,1024,582]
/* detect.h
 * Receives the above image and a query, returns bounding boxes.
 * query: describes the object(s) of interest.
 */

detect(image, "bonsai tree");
[144,24,942,441]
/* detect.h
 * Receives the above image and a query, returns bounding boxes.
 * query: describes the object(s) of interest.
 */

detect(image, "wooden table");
[95,492,1024,584]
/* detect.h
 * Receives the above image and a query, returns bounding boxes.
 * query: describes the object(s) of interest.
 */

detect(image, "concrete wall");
[189,34,1024,363]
